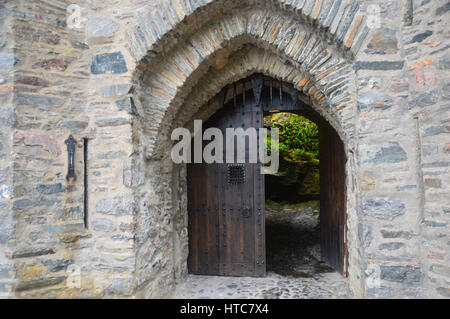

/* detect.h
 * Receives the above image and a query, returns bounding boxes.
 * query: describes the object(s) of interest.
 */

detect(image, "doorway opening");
[185,74,348,285]
[264,112,331,278]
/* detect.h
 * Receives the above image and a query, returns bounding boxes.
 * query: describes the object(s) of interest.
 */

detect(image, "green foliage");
[265,113,319,166]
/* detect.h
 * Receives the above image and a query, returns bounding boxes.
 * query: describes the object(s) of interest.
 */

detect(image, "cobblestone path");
[173,201,350,299]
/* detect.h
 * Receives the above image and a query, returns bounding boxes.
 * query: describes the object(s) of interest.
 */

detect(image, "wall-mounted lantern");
[65,135,77,181]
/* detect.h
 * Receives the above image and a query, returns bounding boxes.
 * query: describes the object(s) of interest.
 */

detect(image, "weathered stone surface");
[380,266,421,283]
[360,142,407,164]
[99,84,133,97]
[358,93,392,111]
[358,224,372,248]
[439,54,450,70]
[362,198,406,220]
[365,28,398,55]
[324,0,342,28]
[115,97,134,113]
[14,93,64,107]
[378,242,404,251]
[423,126,444,137]
[0,282,12,293]
[405,46,418,55]
[355,61,404,71]
[407,30,433,44]
[43,259,74,272]
[91,52,127,74]
[37,183,63,195]
[107,278,133,295]
[0,53,15,69]
[95,118,131,127]
[0,221,15,244]
[422,162,450,168]
[24,215,47,225]
[56,120,89,131]
[58,206,83,221]
[16,76,50,87]
[93,256,134,273]
[380,230,414,239]
[409,89,439,108]
[366,287,392,298]
[423,145,438,157]
[92,218,117,232]
[0,107,13,127]
[442,83,450,100]
[111,234,134,242]
[436,287,450,297]
[96,195,132,216]
[0,185,10,199]
[15,24,61,45]
[13,199,60,209]
[360,175,375,191]
[42,223,85,234]
[15,276,66,292]
[97,151,127,159]
[395,185,416,191]
[436,2,450,16]
[423,220,447,227]
[444,144,450,154]
[336,3,359,42]
[119,222,136,233]
[123,162,144,188]
[0,264,14,279]
[424,178,442,188]
[70,40,89,50]
[430,264,450,277]
[13,131,62,157]
[351,25,369,55]
[390,77,408,92]
[12,247,55,259]
[87,18,119,38]
[32,58,69,71]
[28,231,54,243]
[16,76,49,87]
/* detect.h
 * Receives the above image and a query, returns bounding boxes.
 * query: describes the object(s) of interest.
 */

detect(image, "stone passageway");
[173,201,349,299]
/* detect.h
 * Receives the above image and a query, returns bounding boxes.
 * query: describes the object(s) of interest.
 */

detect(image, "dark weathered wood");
[188,74,347,277]
[319,121,347,275]
[188,84,265,277]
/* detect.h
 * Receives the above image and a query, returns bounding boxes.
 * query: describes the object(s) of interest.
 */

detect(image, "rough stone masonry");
[0,0,448,298]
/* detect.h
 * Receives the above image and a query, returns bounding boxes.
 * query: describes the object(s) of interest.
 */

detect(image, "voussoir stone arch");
[133,7,359,159]
[129,2,366,298]
[168,46,347,144]
[126,0,368,67]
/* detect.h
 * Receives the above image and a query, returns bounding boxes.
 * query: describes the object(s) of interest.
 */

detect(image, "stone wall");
[0,0,448,298]
[404,0,449,298]
[0,0,16,299]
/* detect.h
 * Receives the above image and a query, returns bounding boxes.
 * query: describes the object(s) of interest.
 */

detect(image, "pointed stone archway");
[127,3,365,296]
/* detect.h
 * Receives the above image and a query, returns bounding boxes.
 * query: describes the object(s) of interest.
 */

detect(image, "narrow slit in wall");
[83,137,88,229]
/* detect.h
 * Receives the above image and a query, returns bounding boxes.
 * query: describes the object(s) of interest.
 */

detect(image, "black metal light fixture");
[65,135,77,181]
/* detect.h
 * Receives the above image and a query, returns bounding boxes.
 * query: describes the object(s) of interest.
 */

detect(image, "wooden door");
[187,74,347,277]
[319,121,347,275]
[187,90,265,277]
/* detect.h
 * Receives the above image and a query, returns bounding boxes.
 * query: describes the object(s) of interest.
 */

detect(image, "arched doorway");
[186,74,347,277]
